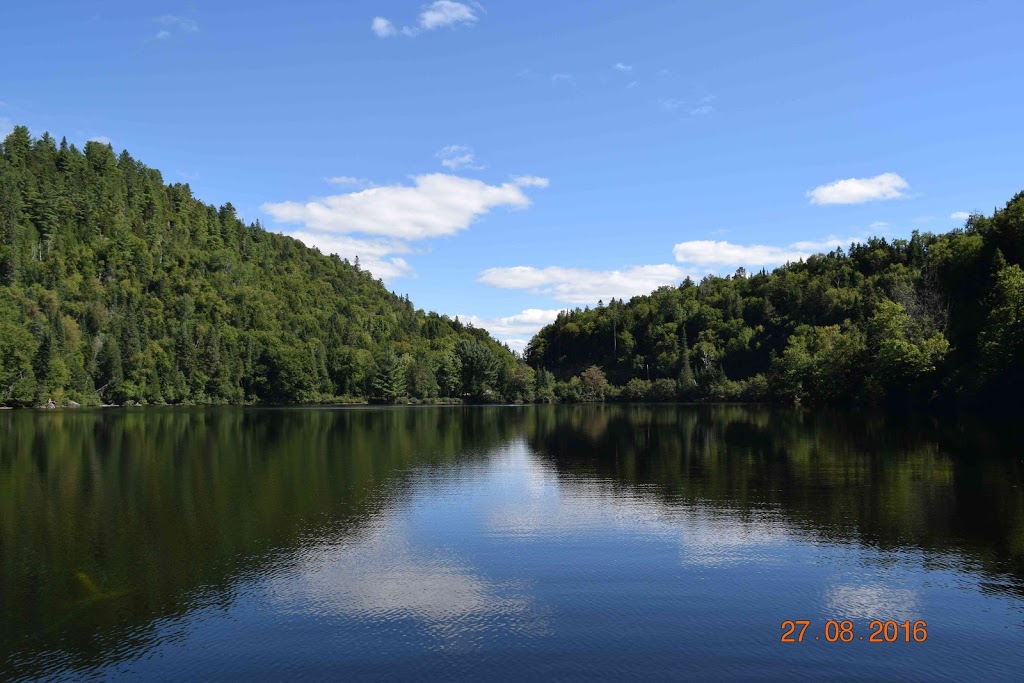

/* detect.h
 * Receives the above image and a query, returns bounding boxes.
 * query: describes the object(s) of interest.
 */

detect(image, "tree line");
[0,127,533,406]
[527,193,1024,407]
[3,125,1021,408]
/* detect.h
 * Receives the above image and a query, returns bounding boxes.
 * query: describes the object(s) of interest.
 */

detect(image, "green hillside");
[526,193,1024,406]
[0,127,532,407]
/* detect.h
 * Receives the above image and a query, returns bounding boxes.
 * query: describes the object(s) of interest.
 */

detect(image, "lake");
[1,405,1022,680]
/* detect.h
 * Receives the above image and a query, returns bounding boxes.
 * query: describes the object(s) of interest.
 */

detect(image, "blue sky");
[3,1,1023,350]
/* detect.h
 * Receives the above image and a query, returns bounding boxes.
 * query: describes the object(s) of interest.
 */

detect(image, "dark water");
[1,405,1022,681]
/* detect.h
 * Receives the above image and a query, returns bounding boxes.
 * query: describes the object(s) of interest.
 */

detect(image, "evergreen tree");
[372,350,406,404]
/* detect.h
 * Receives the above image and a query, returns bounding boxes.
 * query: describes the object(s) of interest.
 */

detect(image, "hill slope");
[0,127,529,406]
[526,193,1024,406]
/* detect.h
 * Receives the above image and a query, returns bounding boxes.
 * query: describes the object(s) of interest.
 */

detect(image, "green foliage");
[372,349,406,404]
[577,365,609,402]
[527,194,1024,406]
[978,264,1024,394]
[0,127,528,406]
[456,338,500,402]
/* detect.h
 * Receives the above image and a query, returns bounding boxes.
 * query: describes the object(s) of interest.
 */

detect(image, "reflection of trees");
[3,404,1021,680]
[0,406,523,680]
[526,405,1024,587]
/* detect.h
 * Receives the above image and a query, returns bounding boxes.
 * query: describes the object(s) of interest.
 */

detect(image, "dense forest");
[0,127,534,407]
[527,193,1024,407]
[2,126,1021,408]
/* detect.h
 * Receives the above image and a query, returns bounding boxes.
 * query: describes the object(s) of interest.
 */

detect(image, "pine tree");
[372,350,406,404]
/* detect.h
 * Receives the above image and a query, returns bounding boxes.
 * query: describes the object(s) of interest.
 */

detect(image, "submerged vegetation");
[528,193,1024,407]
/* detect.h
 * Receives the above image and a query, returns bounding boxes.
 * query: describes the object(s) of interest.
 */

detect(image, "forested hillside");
[0,127,532,407]
[527,193,1024,406]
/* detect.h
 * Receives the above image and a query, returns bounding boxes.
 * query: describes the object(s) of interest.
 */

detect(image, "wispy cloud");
[326,176,374,188]
[154,15,198,40]
[477,264,687,305]
[511,175,549,188]
[88,135,111,145]
[658,95,714,116]
[950,211,971,221]
[614,62,632,73]
[807,173,909,205]
[373,1,479,38]
[371,17,396,37]
[0,117,15,137]
[869,221,889,230]
[551,73,575,85]
[436,144,482,170]
[420,0,478,29]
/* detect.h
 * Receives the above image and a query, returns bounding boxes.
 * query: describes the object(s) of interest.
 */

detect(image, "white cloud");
[371,17,396,37]
[326,176,373,187]
[673,241,809,268]
[290,232,415,281]
[672,235,864,271]
[420,0,477,29]
[614,62,632,73]
[869,221,889,230]
[265,172,546,281]
[950,211,971,221]
[456,308,563,351]
[262,173,538,240]
[154,15,198,39]
[807,172,909,205]
[512,175,549,188]
[477,264,687,305]
[88,135,111,145]
[551,73,575,85]
[480,233,867,305]
[788,235,861,252]
[373,1,478,38]
[436,144,481,170]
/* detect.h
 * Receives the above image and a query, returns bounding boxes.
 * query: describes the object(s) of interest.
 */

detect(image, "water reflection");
[1,405,1022,680]
[526,405,1024,586]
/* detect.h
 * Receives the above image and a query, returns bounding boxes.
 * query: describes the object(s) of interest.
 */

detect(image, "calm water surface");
[1,405,1022,680]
